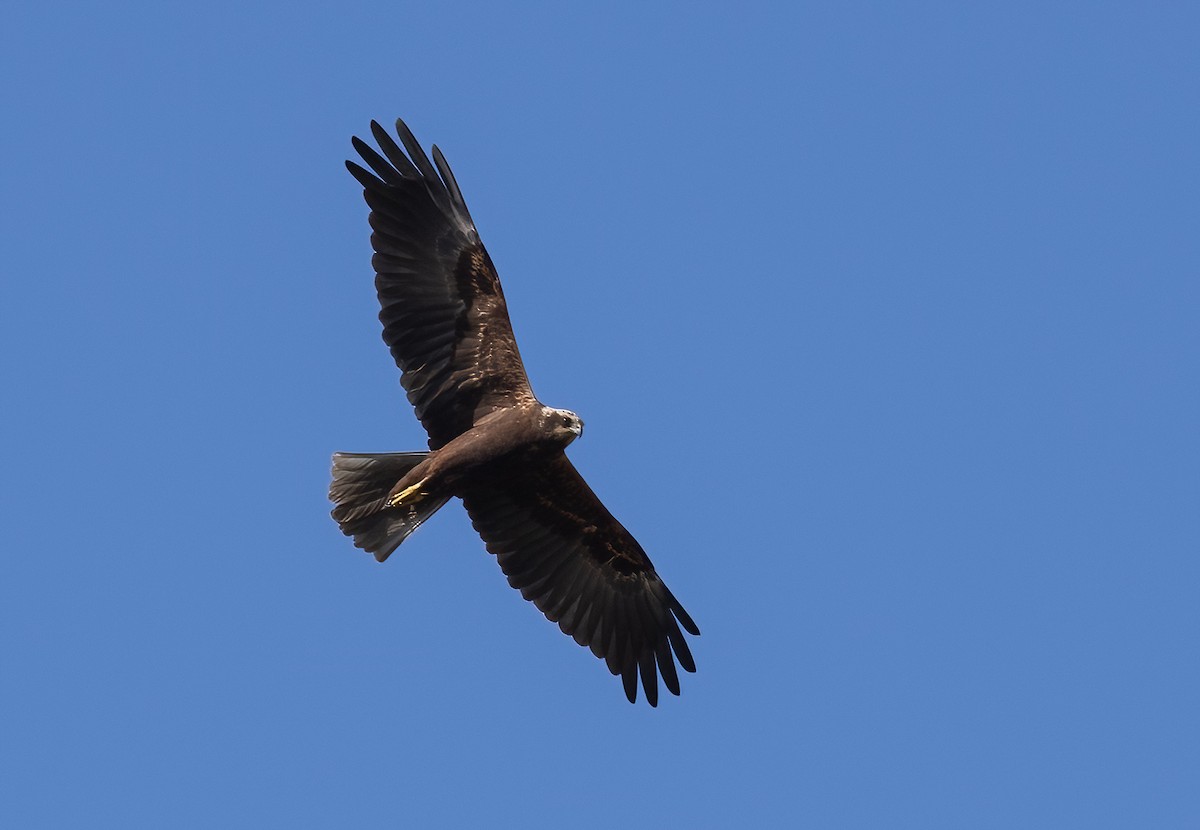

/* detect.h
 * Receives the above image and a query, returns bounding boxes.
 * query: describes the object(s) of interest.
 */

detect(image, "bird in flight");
[329,119,698,705]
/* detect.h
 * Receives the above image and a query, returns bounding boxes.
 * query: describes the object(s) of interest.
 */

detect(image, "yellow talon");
[387,477,430,508]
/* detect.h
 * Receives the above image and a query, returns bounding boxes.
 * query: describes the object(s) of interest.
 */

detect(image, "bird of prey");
[329,119,699,706]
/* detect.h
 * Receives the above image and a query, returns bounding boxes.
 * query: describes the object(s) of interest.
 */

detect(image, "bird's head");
[542,406,584,446]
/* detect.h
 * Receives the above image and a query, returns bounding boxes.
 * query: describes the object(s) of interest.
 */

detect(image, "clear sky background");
[3,2,1198,827]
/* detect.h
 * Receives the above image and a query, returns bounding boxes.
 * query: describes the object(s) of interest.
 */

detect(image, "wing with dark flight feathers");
[346,119,535,449]
[460,455,700,706]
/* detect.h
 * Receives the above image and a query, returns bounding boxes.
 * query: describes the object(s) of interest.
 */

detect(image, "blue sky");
[3,2,1198,827]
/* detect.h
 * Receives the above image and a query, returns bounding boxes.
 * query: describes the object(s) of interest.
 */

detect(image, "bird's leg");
[387,477,431,508]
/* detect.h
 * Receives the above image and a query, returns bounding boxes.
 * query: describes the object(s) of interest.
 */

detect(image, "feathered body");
[330,119,698,705]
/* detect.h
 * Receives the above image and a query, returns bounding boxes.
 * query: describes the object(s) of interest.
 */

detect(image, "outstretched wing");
[460,455,700,706]
[347,119,536,449]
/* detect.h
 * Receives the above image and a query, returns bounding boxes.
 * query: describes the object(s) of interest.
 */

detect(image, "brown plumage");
[329,119,698,705]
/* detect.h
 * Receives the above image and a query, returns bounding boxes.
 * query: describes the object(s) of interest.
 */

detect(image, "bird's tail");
[329,452,450,562]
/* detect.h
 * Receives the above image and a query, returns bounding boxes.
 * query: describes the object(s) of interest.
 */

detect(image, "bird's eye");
[563,417,572,426]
